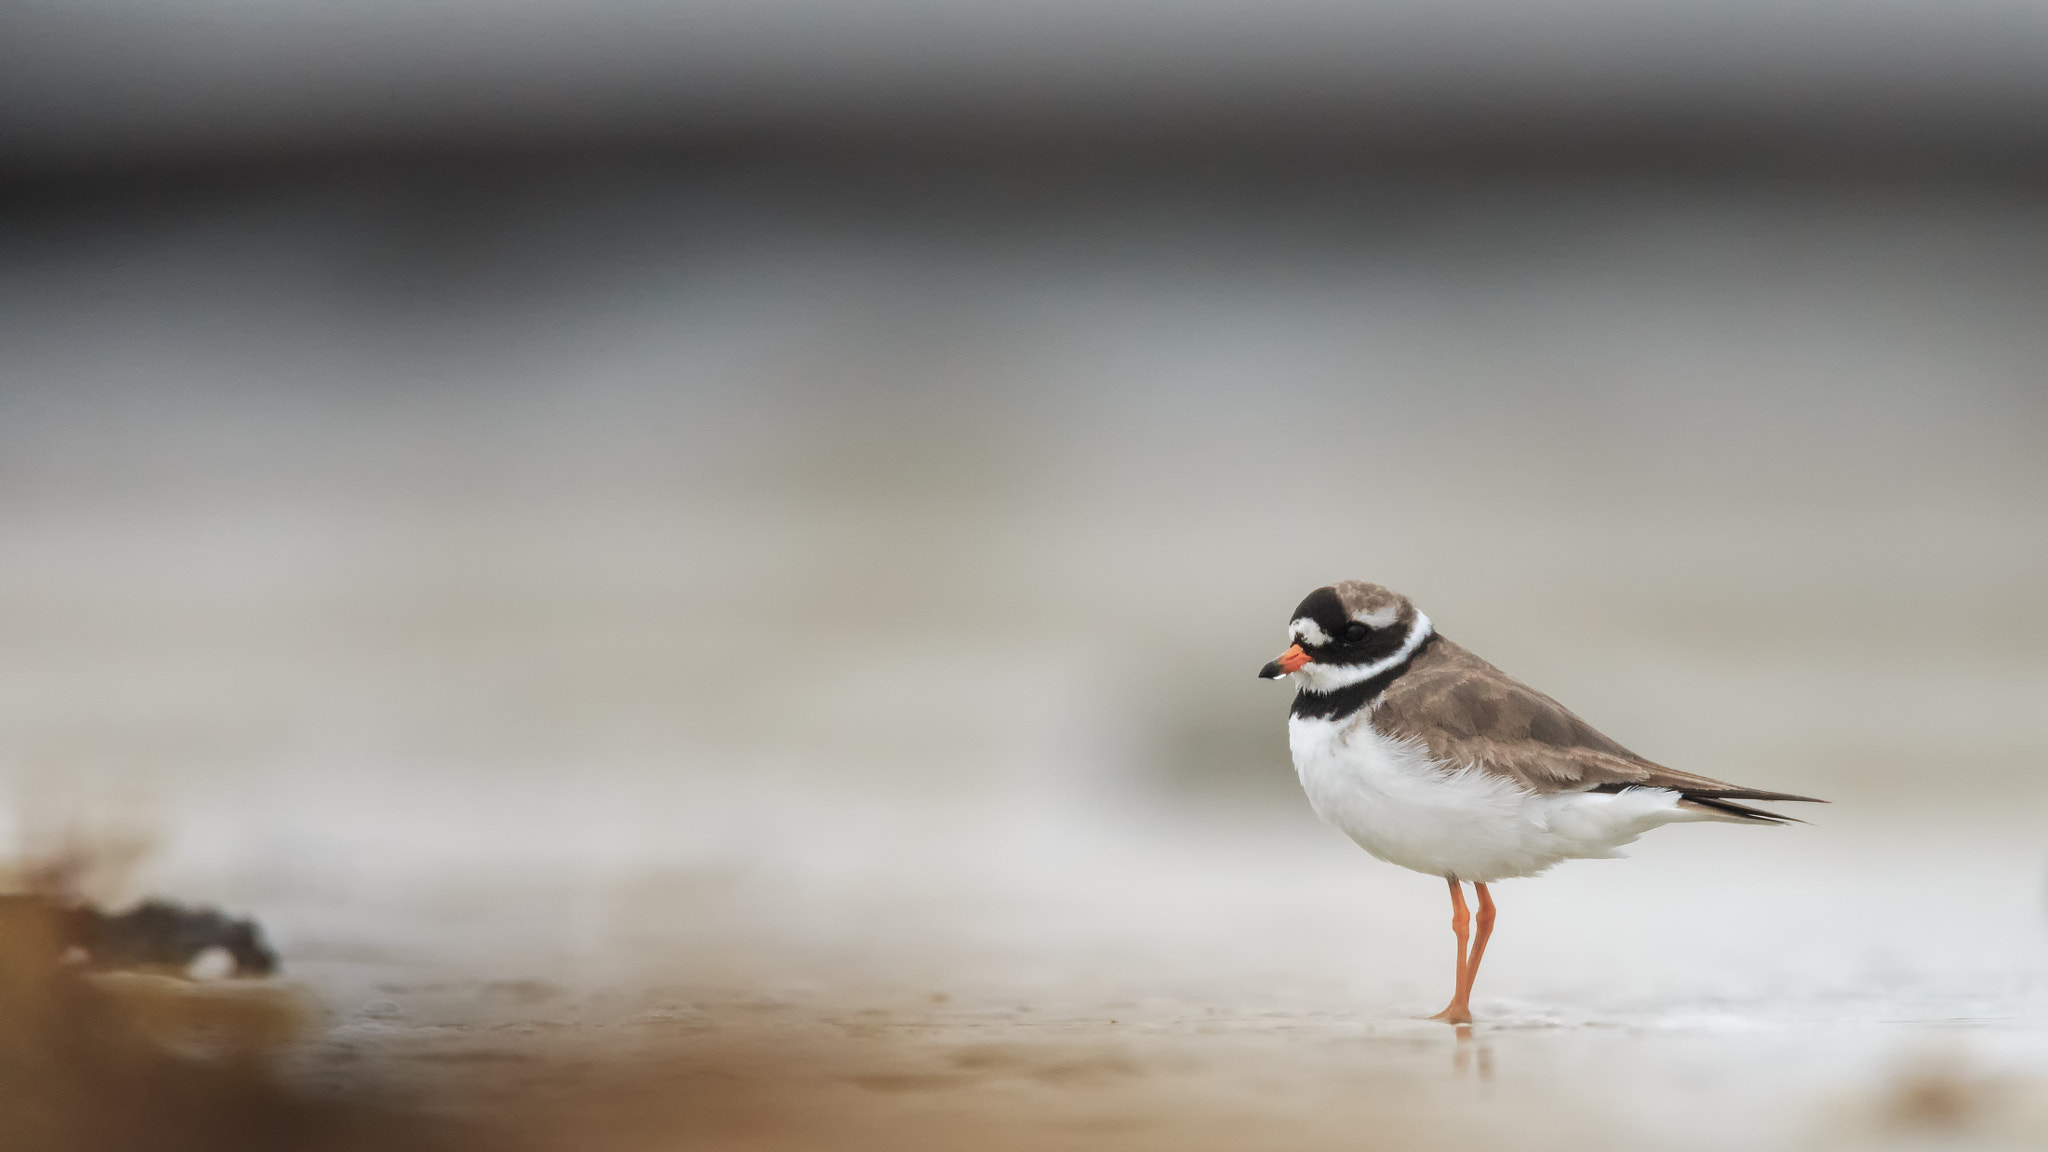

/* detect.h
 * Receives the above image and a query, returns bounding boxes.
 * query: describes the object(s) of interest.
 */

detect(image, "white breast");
[1287,711,1720,883]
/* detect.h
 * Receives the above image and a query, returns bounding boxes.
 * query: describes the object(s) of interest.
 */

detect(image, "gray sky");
[11,0,2048,164]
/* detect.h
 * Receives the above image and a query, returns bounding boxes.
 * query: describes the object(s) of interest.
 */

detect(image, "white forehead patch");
[1288,618,1331,646]
[1351,604,1403,629]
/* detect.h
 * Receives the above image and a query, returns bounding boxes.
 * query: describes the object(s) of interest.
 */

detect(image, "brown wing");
[1374,635,1824,818]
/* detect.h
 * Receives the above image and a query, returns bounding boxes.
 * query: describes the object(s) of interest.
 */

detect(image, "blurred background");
[2,1,2047,1148]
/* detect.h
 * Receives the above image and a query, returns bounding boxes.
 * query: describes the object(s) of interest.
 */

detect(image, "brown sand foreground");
[6,706,2047,1152]
[287,981,2043,1152]
[175,795,2037,1152]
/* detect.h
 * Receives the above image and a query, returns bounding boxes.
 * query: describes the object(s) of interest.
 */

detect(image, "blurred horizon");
[3,159,2041,856]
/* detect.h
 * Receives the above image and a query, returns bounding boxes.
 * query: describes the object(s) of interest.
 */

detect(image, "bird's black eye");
[1342,622,1371,644]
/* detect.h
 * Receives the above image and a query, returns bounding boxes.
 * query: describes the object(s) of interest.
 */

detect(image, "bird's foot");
[1427,1003,1472,1025]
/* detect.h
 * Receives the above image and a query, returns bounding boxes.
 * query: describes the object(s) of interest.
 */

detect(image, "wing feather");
[1373,635,1826,810]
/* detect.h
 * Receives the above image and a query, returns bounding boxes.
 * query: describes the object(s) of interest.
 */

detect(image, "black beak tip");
[1258,661,1284,680]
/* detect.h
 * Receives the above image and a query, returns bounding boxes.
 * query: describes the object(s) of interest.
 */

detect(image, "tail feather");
[1587,780,1823,824]
[1676,794,1805,824]
[1688,787,1827,805]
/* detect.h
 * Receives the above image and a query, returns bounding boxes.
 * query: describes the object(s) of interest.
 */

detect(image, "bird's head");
[1259,581,1430,694]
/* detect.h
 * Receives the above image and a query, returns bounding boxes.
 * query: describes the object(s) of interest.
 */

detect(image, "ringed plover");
[1259,581,1823,1024]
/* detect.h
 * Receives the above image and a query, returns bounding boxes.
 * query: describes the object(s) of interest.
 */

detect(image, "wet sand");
[259,794,2048,1151]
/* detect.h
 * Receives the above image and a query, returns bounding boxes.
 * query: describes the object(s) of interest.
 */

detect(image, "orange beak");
[1258,644,1312,679]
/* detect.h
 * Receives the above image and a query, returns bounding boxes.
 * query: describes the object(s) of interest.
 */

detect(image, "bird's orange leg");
[1464,882,1496,1009]
[1428,878,1472,1023]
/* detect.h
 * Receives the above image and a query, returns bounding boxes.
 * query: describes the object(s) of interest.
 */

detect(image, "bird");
[1258,581,1822,1024]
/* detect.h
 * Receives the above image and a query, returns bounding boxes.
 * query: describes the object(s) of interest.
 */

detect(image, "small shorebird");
[1259,581,1822,1024]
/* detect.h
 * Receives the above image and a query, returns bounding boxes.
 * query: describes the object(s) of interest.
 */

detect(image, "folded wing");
[1373,636,1825,823]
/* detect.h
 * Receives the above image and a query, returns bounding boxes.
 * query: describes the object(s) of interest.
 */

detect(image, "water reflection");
[1453,1025,1495,1083]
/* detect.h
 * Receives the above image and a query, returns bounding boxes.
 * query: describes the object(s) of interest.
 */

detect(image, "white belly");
[1287,712,1717,882]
